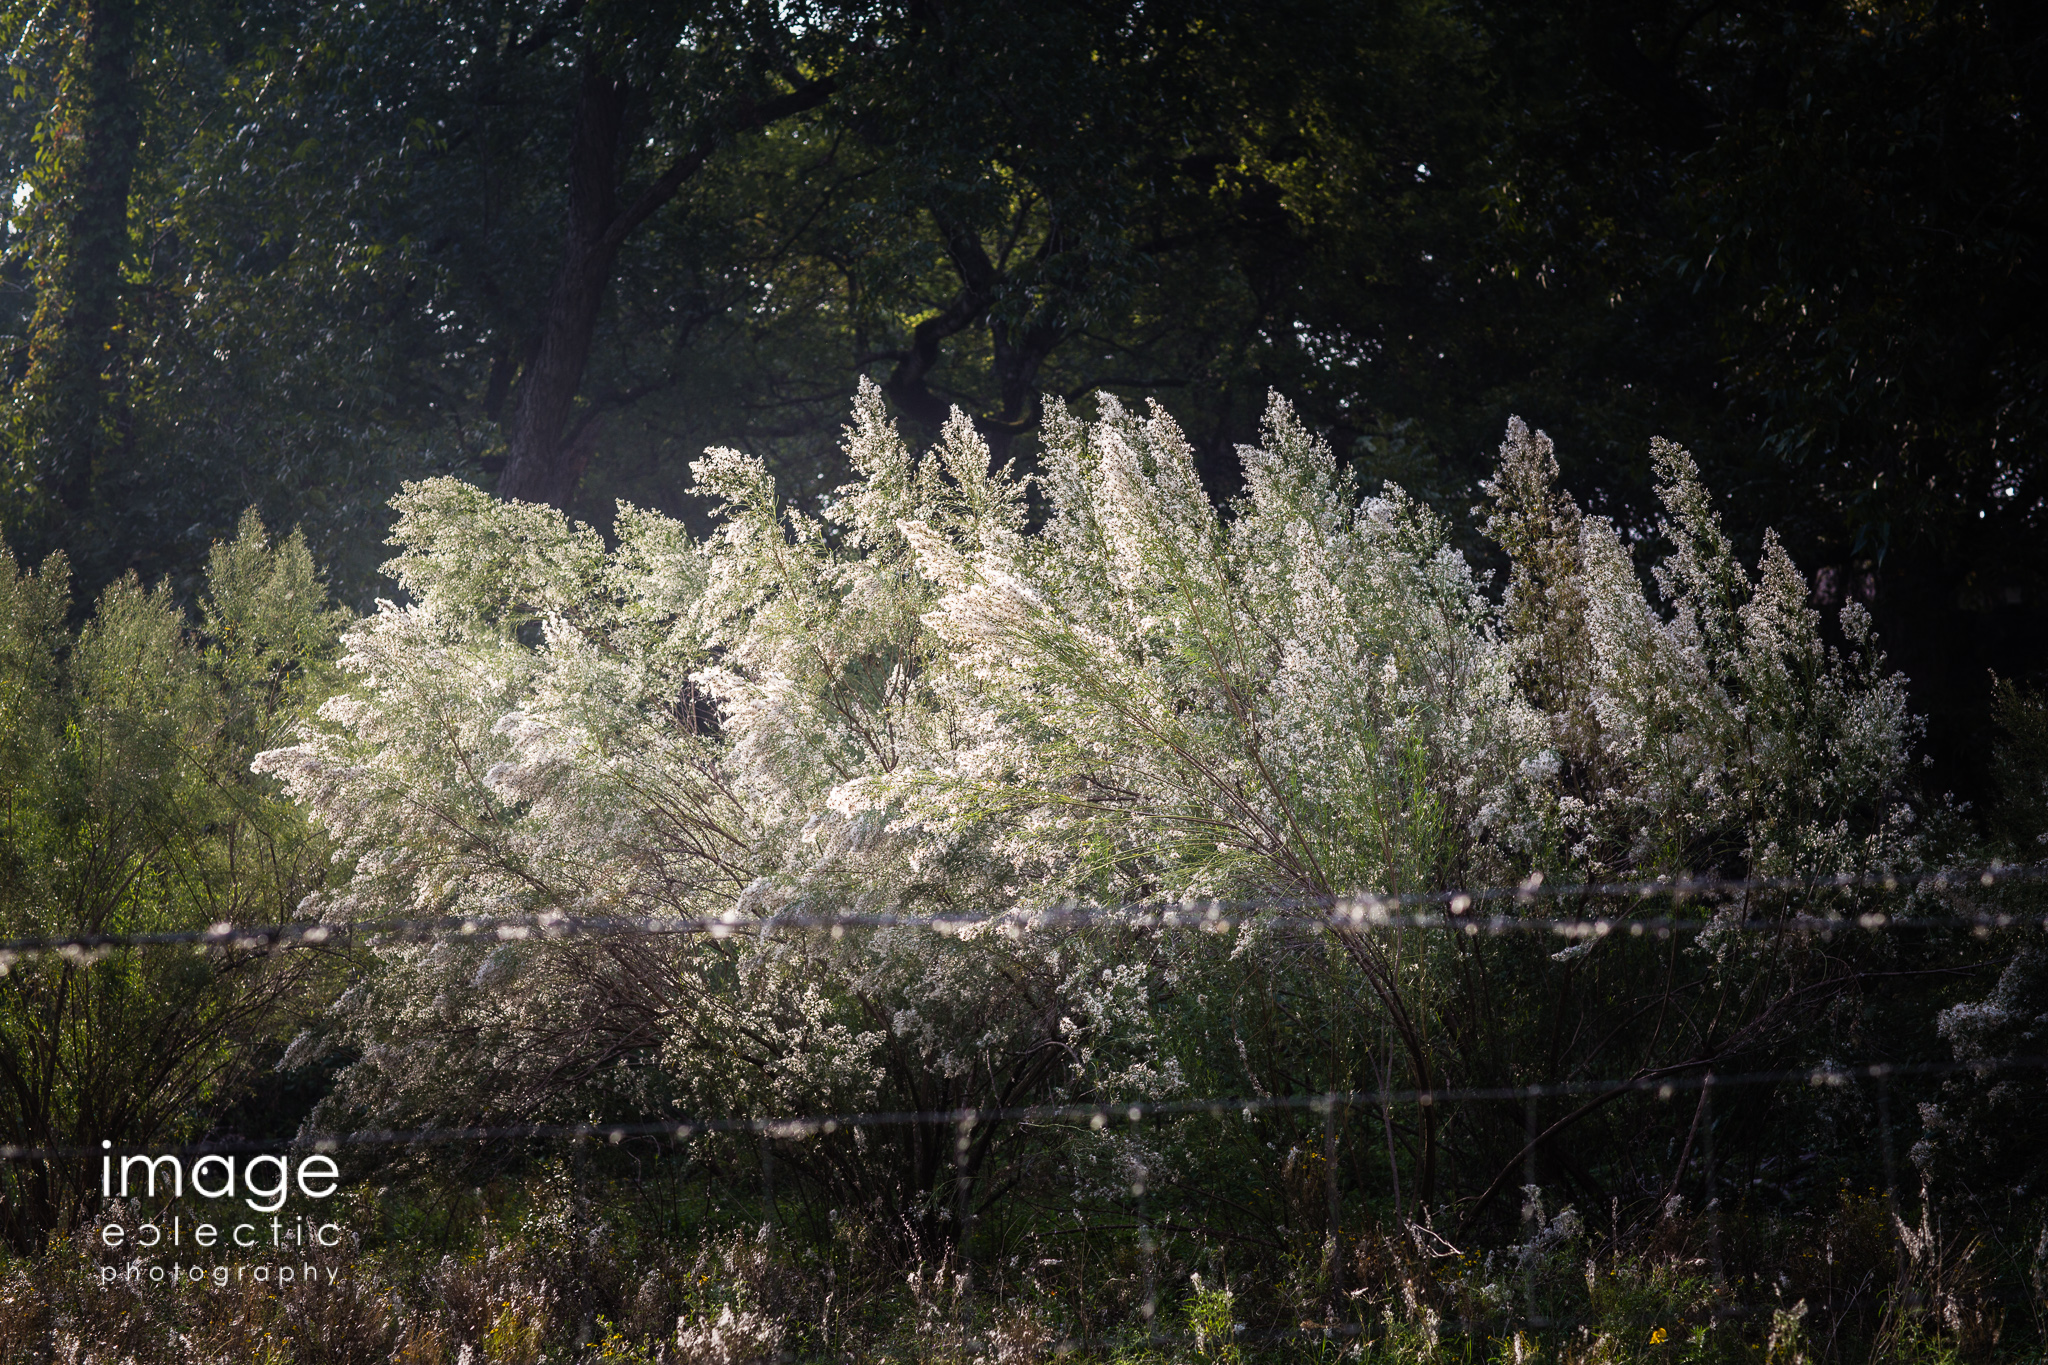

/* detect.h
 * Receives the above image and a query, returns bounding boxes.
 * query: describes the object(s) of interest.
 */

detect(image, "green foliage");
[1186,1275,1244,1363]
[3,0,144,556]
[0,1167,2020,1363]
[1988,677,2048,851]
[0,0,2037,797]
[0,509,342,1249]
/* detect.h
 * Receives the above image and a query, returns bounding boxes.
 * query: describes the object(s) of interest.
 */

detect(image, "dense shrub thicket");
[3,390,2044,1362]
[0,517,341,1252]
[258,383,1923,1108]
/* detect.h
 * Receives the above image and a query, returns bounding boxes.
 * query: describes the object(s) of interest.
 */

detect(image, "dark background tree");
[0,0,2041,797]
[4,0,144,574]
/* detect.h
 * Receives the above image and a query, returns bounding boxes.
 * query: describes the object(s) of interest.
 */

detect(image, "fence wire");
[8,1052,2037,1164]
[4,859,2047,966]
[15,868,2033,1355]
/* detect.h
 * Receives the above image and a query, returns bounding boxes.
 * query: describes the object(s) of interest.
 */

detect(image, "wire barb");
[2,861,2044,964]
[7,1053,2037,1164]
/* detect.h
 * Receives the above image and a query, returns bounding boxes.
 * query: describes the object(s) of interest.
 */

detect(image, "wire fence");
[10,860,2043,1354]
[32,1050,2009,1350]
[4,858,2047,965]
[7,1052,2033,1163]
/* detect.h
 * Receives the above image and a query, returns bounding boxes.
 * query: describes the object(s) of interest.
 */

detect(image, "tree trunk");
[495,54,626,507]
[881,207,1070,461]
[495,54,836,508]
[21,0,143,520]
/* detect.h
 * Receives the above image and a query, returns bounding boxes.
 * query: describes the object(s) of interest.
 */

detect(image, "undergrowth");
[0,1167,2037,1364]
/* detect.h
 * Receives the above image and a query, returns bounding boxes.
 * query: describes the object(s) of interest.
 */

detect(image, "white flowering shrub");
[853,393,1917,1207]
[259,382,1924,1239]
[869,391,1543,902]
[1913,945,2048,1205]
[849,390,1554,1208]
[1483,418,1919,883]
[257,385,1174,1247]
[672,1304,783,1365]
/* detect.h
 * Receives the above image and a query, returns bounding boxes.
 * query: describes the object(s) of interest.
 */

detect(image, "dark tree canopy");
[0,0,2041,787]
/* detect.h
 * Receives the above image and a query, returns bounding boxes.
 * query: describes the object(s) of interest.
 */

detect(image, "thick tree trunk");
[495,56,836,508]
[495,56,626,508]
[22,0,143,518]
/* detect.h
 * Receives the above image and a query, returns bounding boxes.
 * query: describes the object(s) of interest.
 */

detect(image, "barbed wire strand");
[5,860,2048,966]
[8,1052,2037,1164]
[40,1058,2000,1341]
[41,1056,2005,1349]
